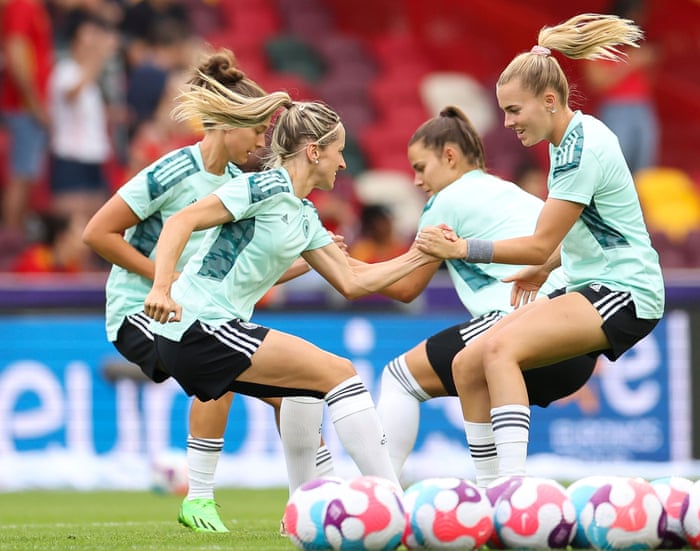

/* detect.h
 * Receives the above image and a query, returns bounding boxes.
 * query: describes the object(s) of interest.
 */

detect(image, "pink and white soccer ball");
[401,477,493,550]
[284,476,344,550]
[323,475,406,551]
[651,476,693,549]
[680,479,700,549]
[492,476,576,550]
[150,449,188,496]
[580,476,666,551]
[485,475,528,549]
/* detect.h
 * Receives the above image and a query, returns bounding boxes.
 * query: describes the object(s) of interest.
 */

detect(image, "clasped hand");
[144,287,182,324]
[415,224,462,258]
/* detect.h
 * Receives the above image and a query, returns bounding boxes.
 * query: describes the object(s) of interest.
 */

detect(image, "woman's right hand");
[144,287,182,323]
[502,265,549,309]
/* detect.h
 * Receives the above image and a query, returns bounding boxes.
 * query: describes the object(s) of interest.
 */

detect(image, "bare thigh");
[482,292,608,369]
[235,329,356,394]
[404,341,448,397]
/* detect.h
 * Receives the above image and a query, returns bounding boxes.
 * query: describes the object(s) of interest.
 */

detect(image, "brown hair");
[409,105,486,170]
[498,13,643,105]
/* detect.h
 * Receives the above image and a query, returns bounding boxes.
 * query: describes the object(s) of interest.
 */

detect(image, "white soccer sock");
[315,445,335,477]
[376,355,430,476]
[464,421,499,488]
[490,404,530,476]
[280,396,325,497]
[186,436,223,500]
[326,375,400,487]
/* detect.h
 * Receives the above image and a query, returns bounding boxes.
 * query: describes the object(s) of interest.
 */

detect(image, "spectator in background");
[349,203,410,263]
[11,211,88,273]
[0,0,54,237]
[120,0,191,71]
[123,18,202,177]
[48,11,119,225]
[582,0,659,175]
[124,18,194,140]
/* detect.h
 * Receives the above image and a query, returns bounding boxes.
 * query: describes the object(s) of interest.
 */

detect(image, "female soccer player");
[374,106,597,486]
[415,14,664,479]
[83,49,328,533]
[142,97,440,523]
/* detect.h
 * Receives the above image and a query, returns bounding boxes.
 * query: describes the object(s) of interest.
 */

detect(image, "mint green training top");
[419,169,567,317]
[548,111,665,319]
[105,143,242,341]
[150,167,332,342]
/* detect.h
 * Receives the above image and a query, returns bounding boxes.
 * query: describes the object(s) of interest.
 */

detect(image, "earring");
[550,107,557,114]
[314,159,319,164]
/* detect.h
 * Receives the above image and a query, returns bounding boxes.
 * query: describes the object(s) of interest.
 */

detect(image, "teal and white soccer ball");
[402,477,493,550]
[579,477,666,551]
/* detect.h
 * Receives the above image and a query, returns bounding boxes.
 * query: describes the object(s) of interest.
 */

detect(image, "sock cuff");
[284,396,324,405]
[326,375,374,422]
[490,404,530,417]
[464,421,495,442]
[187,435,224,452]
[383,354,431,402]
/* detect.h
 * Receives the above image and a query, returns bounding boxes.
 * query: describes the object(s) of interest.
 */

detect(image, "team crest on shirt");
[303,218,309,237]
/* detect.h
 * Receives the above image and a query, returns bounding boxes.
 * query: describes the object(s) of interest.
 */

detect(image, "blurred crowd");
[0,0,424,275]
[1,0,699,276]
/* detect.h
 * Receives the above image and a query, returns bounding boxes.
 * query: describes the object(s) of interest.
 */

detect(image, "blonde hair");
[170,48,291,129]
[498,13,644,104]
[266,101,342,168]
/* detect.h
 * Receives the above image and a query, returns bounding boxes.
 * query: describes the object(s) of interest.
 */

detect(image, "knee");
[330,357,357,382]
[481,334,518,377]
[451,348,485,390]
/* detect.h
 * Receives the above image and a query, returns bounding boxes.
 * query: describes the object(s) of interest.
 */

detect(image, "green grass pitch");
[1,487,694,550]
[0,488,295,550]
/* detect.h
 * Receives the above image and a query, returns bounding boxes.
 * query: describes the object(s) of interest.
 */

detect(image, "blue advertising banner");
[0,310,691,490]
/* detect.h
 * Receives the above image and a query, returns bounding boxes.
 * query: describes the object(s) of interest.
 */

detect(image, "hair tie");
[530,45,551,56]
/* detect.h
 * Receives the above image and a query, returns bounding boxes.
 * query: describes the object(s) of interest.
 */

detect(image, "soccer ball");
[680,479,700,549]
[492,476,576,550]
[284,476,345,550]
[651,476,693,548]
[485,475,528,549]
[580,477,666,550]
[567,476,620,548]
[150,449,188,496]
[402,477,493,550]
[323,475,406,551]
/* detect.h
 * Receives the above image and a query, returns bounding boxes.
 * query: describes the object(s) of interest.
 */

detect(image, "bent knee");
[327,356,357,383]
[451,347,485,389]
[481,333,518,365]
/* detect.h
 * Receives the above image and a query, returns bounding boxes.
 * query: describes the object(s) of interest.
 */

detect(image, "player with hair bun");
[83,48,329,533]
[416,14,664,480]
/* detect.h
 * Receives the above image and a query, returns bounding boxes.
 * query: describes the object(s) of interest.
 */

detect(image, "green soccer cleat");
[178,497,229,533]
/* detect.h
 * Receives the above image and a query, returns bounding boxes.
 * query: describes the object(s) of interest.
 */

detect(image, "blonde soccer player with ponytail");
[416,14,664,480]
